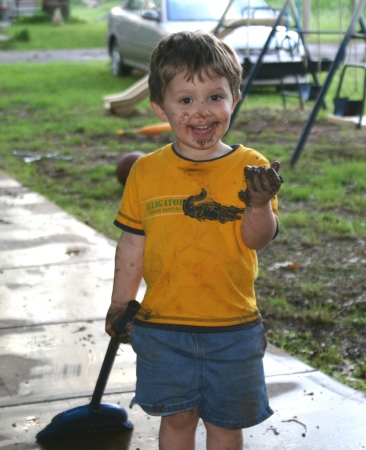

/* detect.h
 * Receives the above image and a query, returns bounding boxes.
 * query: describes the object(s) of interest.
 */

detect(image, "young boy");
[106,31,283,450]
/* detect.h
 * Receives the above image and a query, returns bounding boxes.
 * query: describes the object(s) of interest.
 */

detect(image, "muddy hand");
[105,305,132,344]
[238,161,284,209]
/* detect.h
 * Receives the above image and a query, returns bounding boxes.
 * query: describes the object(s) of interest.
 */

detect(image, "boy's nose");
[195,101,212,117]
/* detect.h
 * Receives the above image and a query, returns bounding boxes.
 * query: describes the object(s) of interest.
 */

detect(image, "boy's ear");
[151,101,168,122]
[232,95,240,112]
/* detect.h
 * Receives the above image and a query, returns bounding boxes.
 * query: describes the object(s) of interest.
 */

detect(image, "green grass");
[1,60,366,393]
[2,21,108,49]
[0,0,117,50]
[1,0,365,393]
[1,0,361,50]
[257,0,356,43]
[0,61,153,240]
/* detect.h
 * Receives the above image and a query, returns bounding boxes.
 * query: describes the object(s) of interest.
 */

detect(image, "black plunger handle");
[89,300,140,411]
[113,299,141,334]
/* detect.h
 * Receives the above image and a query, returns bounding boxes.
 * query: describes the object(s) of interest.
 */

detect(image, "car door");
[115,0,147,64]
[136,0,167,69]
[119,0,165,70]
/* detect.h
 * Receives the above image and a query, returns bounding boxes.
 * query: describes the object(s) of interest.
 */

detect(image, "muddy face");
[152,71,238,160]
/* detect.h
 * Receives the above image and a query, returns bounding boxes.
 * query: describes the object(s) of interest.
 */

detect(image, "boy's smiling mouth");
[189,123,217,137]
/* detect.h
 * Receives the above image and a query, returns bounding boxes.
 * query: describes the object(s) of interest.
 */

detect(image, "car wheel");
[111,41,132,77]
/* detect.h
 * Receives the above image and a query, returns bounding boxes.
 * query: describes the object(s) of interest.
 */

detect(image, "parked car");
[107,0,306,84]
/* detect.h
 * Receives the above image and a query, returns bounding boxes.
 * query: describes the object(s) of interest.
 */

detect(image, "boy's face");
[152,71,239,160]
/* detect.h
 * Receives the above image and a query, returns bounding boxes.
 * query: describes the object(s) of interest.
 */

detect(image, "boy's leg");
[204,421,243,450]
[159,406,200,450]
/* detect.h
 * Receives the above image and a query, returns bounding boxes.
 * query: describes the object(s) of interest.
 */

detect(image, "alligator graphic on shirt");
[183,188,244,224]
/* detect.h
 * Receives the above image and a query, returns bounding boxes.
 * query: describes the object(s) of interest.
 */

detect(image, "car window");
[166,0,273,21]
[143,0,161,10]
[167,0,224,21]
[125,0,143,11]
[125,0,161,11]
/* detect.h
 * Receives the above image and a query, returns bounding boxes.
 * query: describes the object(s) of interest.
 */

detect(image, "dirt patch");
[32,107,366,391]
[238,110,366,389]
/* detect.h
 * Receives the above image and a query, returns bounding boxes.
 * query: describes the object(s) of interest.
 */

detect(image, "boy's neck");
[173,141,233,161]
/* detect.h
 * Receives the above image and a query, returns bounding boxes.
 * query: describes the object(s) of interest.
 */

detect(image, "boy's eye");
[180,97,191,104]
[210,95,221,102]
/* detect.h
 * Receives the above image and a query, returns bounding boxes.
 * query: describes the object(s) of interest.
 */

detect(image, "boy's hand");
[239,161,284,209]
[105,304,132,343]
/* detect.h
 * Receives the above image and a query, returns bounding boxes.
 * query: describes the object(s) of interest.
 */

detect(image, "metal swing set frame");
[227,0,366,166]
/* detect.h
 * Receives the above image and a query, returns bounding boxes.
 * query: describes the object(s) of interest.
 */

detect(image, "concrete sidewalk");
[0,171,365,449]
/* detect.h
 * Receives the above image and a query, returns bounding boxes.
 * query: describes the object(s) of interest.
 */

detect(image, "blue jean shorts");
[129,322,273,429]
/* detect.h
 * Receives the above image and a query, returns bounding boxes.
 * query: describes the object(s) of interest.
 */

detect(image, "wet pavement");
[0,170,366,449]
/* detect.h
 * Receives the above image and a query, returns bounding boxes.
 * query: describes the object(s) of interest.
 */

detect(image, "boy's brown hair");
[149,31,243,106]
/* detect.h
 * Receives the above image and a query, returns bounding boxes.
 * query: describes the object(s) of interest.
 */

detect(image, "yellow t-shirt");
[115,143,278,327]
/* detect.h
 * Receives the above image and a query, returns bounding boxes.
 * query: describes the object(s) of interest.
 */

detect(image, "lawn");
[0,0,358,50]
[1,0,365,393]
[0,0,116,50]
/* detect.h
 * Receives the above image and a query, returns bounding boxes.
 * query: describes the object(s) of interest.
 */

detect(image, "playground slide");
[103,74,150,116]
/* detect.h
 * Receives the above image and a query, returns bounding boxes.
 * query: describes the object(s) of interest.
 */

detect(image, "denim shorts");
[129,322,273,429]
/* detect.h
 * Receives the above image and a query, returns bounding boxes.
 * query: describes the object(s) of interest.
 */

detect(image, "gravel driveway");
[0,43,363,64]
[0,48,109,63]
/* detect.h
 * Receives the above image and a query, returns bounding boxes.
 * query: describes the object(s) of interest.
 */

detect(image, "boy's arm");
[239,162,283,250]
[241,203,278,249]
[105,230,145,338]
